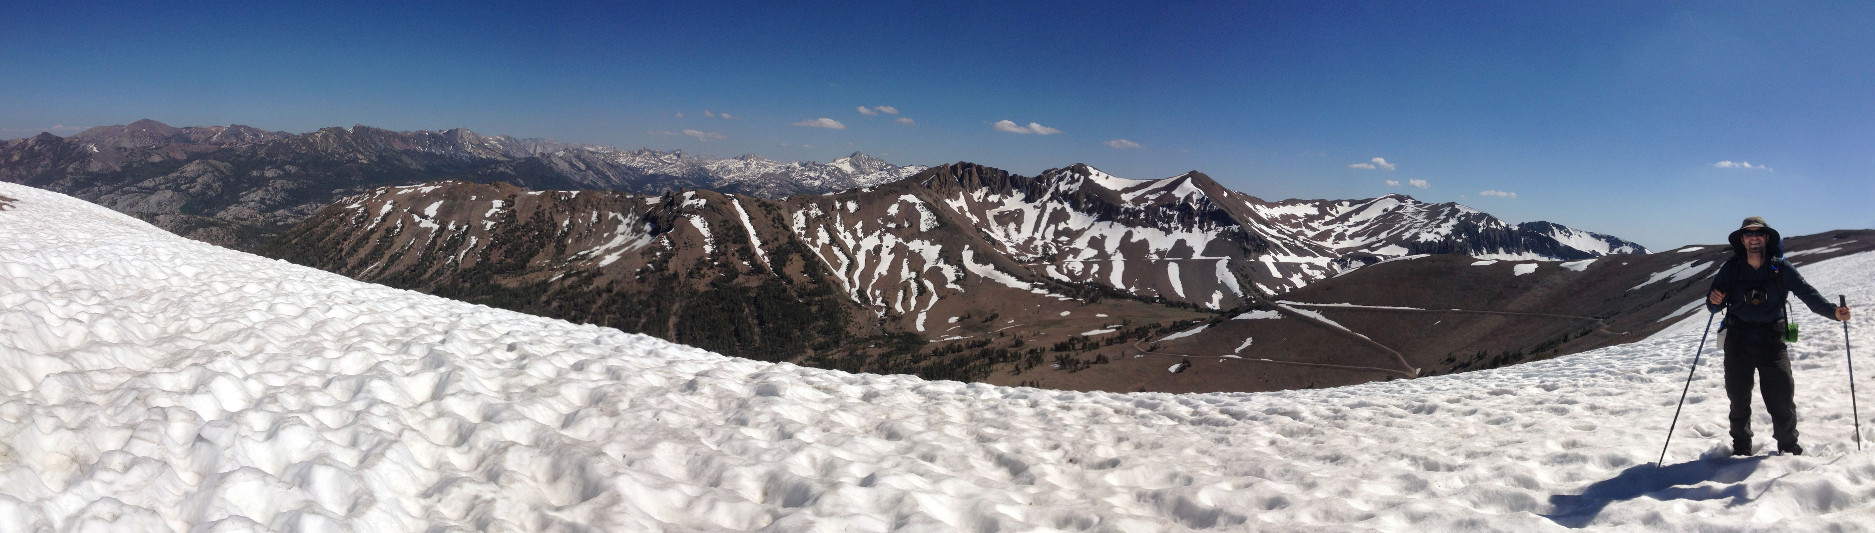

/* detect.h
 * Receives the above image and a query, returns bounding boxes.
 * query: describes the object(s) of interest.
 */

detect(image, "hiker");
[1705,216,1852,456]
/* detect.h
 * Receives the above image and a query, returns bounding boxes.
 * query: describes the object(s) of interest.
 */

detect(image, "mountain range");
[255,159,1698,391]
[8,120,1723,392]
[0,119,924,249]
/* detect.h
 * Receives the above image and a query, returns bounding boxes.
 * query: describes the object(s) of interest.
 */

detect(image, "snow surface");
[1157,324,1209,342]
[1633,260,1714,291]
[1233,309,1283,320]
[4,181,1875,531]
[730,198,769,267]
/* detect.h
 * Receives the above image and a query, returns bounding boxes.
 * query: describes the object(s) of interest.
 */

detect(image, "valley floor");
[4,180,1874,531]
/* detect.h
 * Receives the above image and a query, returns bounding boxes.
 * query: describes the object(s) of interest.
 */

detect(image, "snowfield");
[2,181,1874,531]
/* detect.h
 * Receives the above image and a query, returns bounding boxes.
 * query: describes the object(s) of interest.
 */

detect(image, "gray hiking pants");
[1723,335,1799,452]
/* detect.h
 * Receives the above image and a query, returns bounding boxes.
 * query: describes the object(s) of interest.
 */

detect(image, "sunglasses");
[1742,230,1770,238]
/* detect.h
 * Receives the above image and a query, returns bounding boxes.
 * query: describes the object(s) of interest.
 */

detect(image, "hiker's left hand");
[1838,306,1852,322]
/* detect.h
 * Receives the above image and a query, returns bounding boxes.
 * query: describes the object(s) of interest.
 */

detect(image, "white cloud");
[682,129,723,142]
[793,118,847,129]
[857,106,878,116]
[651,130,725,142]
[1385,180,1401,187]
[1714,160,1773,171]
[1350,157,1396,170]
[1480,190,1516,198]
[1105,139,1144,150]
[994,120,1061,135]
[1408,179,1429,189]
[703,110,715,118]
[720,113,733,119]
[895,117,915,125]
[876,105,899,115]
[673,112,684,118]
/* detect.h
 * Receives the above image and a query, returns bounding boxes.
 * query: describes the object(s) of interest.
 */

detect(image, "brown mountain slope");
[264,180,1214,383]
[1037,230,1875,393]
[263,165,1727,394]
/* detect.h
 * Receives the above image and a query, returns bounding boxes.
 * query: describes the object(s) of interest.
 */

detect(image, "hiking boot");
[1779,443,1803,456]
[1732,442,1753,456]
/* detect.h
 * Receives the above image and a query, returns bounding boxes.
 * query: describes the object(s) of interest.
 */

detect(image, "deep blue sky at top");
[3,1,1871,249]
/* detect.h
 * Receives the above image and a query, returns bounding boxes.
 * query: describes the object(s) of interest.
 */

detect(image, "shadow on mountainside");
[1543,455,1764,528]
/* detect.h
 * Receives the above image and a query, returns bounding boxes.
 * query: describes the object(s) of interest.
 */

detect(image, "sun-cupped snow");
[5,181,1875,530]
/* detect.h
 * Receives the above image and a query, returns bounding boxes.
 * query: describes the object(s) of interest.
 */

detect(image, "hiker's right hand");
[1709,289,1726,305]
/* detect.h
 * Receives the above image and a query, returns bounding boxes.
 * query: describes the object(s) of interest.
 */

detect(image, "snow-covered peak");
[1065,164,1151,192]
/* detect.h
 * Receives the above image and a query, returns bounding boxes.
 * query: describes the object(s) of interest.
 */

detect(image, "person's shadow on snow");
[1542,455,1765,528]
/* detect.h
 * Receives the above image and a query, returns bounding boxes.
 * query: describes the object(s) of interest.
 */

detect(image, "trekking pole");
[1844,295,1860,451]
[1659,310,1719,468]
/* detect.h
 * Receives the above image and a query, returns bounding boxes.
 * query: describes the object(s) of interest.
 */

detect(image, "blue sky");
[4,1,1871,250]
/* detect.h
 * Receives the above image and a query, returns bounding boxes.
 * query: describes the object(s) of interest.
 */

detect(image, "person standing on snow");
[1705,216,1852,456]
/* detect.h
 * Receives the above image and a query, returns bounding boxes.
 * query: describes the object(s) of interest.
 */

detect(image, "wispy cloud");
[720,112,732,119]
[895,117,915,125]
[1480,190,1516,198]
[1349,157,1396,170]
[1713,160,1773,171]
[673,112,684,118]
[703,110,715,118]
[1385,180,1401,187]
[875,105,898,115]
[1104,139,1144,150]
[857,106,878,116]
[793,118,847,129]
[994,120,1060,135]
[650,130,724,142]
[1408,179,1429,189]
